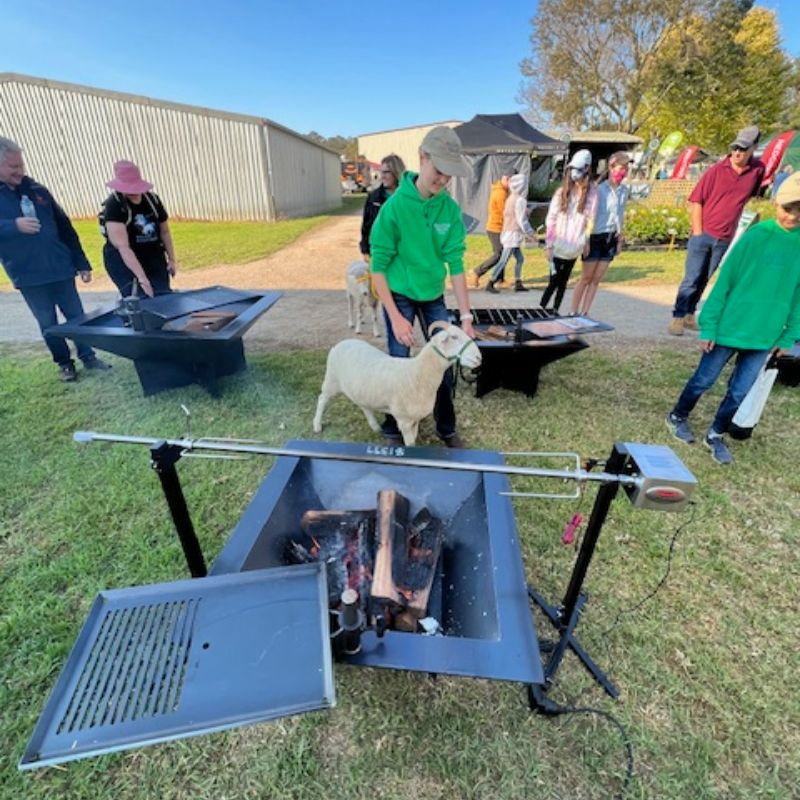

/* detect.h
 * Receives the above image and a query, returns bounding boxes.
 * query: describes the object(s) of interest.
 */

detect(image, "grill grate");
[20,564,334,770]
[461,307,555,326]
[56,599,199,734]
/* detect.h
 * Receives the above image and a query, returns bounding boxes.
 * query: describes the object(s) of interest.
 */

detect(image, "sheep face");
[429,324,482,369]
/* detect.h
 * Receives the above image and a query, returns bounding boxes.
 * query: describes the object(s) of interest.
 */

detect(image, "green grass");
[465,236,689,286]
[1,344,798,799]
[0,197,366,290]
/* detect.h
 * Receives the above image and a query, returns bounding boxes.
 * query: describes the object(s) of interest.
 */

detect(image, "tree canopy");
[520,0,792,151]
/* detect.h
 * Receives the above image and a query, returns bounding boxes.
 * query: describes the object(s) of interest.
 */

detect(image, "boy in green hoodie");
[666,172,800,464]
[369,126,475,448]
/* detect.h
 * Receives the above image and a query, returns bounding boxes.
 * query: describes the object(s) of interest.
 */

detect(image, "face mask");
[570,168,586,181]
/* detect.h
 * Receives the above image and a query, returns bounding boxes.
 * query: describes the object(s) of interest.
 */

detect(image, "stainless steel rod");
[74,431,641,488]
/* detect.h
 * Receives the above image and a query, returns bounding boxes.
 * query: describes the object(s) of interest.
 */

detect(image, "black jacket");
[359,185,391,255]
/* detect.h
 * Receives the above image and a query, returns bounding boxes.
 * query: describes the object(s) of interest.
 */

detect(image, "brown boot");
[668,317,684,336]
[470,268,482,289]
[683,314,699,331]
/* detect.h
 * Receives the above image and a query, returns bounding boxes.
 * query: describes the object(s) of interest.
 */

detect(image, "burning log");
[372,491,443,630]
[286,509,375,608]
[370,490,410,615]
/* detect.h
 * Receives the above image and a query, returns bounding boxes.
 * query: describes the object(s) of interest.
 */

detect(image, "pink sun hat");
[106,160,153,193]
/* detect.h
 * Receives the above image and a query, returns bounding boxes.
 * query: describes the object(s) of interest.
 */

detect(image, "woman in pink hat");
[100,160,178,297]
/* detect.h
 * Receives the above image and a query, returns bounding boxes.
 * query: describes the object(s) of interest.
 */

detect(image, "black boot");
[486,280,499,294]
[514,280,529,292]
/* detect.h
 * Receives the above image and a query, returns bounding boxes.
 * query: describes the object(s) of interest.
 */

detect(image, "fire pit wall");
[211,441,542,683]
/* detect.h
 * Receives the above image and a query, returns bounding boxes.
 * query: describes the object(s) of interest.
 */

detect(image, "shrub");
[625,204,691,244]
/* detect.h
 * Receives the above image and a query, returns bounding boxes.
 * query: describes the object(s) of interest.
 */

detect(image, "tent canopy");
[450,114,567,233]
[455,114,567,156]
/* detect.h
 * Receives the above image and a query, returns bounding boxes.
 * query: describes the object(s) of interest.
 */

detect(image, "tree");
[519,0,705,132]
[637,5,791,151]
[305,132,358,160]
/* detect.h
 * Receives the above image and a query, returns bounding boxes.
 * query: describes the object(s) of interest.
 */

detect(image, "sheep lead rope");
[432,339,474,364]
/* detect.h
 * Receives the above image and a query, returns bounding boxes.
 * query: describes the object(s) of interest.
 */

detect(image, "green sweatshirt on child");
[699,219,800,351]
[369,171,466,302]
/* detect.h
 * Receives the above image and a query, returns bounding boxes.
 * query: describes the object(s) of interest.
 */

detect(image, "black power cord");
[529,684,634,799]
[598,500,697,640]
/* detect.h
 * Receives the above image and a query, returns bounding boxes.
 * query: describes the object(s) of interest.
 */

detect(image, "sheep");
[313,321,482,446]
[345,259,381,338]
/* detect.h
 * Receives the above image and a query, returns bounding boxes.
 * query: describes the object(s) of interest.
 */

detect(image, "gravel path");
[0,212,698,355]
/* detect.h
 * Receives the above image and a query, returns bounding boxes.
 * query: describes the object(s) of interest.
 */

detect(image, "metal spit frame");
[73,431,696,701]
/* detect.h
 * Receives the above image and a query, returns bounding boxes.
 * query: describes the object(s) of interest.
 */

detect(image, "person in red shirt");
[668,126,765,336]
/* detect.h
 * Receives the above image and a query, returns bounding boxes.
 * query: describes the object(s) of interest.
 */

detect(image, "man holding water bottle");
[0,136,109,381]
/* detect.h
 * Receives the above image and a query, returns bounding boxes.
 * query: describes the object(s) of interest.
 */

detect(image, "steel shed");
[0,72,341,221]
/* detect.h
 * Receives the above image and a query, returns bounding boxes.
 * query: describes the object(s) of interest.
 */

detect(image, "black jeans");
[19,278,95,367]
[540,257,577,311]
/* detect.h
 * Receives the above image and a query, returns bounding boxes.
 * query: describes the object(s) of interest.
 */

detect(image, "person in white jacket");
[541,149,597,312]
[486,173,535,293]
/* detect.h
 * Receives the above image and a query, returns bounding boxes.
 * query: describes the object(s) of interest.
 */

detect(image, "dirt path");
[0,212,698,354]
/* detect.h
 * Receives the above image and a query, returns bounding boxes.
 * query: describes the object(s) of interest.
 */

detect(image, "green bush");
[625,204,691,244]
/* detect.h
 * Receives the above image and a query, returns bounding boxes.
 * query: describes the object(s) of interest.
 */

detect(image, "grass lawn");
[464,236,689,288]
[0,196,365,290]
[1,343,798,799]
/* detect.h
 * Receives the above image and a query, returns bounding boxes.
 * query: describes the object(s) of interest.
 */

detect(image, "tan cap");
[775,172,800,205]
[420,126,469,177]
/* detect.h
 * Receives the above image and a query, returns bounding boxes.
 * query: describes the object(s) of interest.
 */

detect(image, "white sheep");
[313,321,481,446]
[345,259,381,338]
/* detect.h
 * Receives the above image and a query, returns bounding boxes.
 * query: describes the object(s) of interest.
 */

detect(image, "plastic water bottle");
[20,194,37,219]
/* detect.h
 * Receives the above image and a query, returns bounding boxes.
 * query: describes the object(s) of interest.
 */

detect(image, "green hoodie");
[369,171,466,301]
[699,218,800,350]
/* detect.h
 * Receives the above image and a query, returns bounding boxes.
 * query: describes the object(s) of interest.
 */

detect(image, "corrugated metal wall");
[358,121,463,175]
[0,74,341,220]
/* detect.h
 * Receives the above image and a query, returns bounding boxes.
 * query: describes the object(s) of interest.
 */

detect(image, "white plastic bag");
[732,361,778,429]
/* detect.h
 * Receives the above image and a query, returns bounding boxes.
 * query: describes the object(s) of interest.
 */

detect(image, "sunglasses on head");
[732,145,750,152]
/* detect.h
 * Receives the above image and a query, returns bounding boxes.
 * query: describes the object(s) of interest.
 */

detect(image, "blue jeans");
[490,247,524,282]
[19,279,95,367]
[672,345,769,435]
[381,293,456,439]
[672,233,730,318]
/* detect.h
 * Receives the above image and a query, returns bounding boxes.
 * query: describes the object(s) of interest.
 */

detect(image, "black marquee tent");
[450,114,568,233]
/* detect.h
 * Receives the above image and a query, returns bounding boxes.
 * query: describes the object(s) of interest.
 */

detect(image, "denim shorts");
[583,232,618,262]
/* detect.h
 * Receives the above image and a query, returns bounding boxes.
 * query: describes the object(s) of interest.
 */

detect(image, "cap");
[775,172,800,206]
[730,125,760,150]
[608,151,631,167]
[420,126,469,177]
[568,149,592,171]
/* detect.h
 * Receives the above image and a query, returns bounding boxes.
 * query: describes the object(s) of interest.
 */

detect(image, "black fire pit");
[450,307,614,397]
[20,433,697,770]
[211,440,543,683]
[47,286,281,396]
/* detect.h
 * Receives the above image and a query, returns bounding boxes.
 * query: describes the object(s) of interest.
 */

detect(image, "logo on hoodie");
[433,223,450,236]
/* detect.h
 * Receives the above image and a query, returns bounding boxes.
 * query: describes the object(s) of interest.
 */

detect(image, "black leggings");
[540,257,577,311]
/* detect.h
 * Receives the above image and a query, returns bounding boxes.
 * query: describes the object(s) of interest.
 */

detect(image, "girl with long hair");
[541,149,597,312]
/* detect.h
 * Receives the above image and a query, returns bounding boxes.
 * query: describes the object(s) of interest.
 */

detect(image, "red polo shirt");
[689,156,765,240]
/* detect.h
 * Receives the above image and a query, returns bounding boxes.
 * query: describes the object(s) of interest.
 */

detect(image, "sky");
[3,1,800,140]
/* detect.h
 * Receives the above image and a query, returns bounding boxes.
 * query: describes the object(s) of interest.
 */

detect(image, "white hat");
[568,149,592,171]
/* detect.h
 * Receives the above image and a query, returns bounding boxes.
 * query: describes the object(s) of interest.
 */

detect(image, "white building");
[0,73,341,221]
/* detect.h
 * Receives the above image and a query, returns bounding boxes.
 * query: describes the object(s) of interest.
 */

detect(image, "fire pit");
[20,433,697,770]
[211,440,543,683]
[47,286,281,396]
[450,307,613,397]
